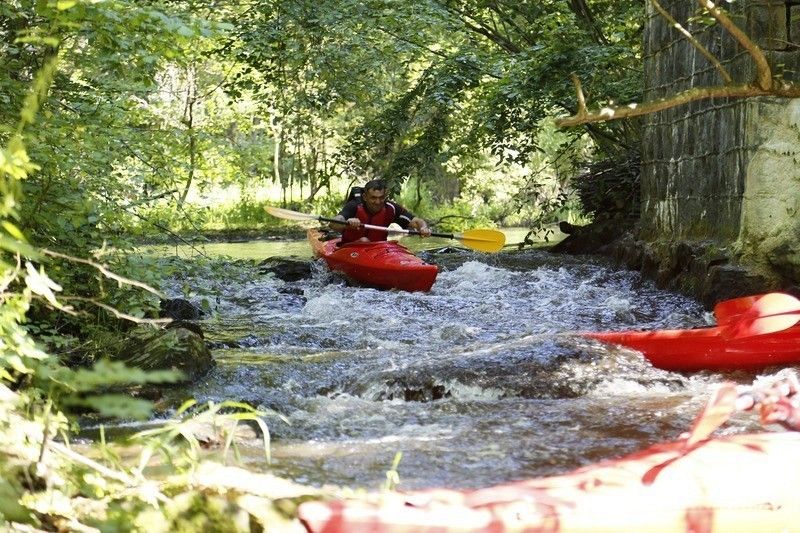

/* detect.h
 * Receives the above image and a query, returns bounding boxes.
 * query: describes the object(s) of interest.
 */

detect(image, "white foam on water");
[441,380,506,401]
[437,261,512,291]
[436,323,481,342]
[602,295,632,315]
[354,333,405,351]
[301,290,351,323]
[590,377,679,396]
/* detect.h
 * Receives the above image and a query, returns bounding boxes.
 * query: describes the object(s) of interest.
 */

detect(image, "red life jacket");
[341,202,398,243]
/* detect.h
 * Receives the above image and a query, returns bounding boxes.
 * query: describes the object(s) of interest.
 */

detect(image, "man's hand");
[410,217,432,238]
[330,215,361,230]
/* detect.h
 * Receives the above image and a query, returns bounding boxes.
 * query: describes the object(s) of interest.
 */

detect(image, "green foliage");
[138,196,288,234]
[36,359,182,419]
[0,0,653,526]
[222,0,643,227]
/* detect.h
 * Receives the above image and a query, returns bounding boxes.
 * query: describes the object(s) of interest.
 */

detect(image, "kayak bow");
[308,229,438,292]
[584,292,800,371]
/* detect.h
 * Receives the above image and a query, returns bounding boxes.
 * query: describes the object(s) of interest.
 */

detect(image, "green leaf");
[74,394,154,420]
[56,0,77,10]
[1,222,25,241]
[69,359,183,392]
[0,234,37,258]
[176,25,194,38]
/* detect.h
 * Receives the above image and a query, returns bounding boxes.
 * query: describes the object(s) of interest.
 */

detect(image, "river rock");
[258,257,313,281]
[181,418,260,448]
[702,264,774,308]
[605,232,779,308]
[767,239,800,282]
[550,218,634,255]
[160,298,204,320]
[117,326,214,383]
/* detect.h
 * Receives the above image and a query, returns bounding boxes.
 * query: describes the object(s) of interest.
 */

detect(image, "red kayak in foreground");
[308,229,438,292]
[583,324,800,371]
[583,292,800,371]
[299,376,800,531]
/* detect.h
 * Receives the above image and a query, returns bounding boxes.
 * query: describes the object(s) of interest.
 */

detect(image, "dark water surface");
[135,234,772,490]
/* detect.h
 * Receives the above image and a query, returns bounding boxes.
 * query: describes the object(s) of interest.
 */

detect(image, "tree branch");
[41,249,163,297]
[698,0,772,90]
[433,1,522,54]
[57,296,173,325]
[485,1,538,47]
[559,0,779,127]
[556,84,790,127]
[570,74,588,117]
[567,0,608,45]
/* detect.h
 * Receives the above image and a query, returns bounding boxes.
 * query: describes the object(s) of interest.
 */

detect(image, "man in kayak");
[331,179,432,244]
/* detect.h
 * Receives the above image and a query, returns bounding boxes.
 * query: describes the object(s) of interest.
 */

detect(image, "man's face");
[363,188,386,214]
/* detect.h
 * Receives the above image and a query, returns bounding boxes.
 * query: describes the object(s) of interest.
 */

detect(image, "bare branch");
[58,296,172,325]
[570,74,588,117]
[555,83,796,127]
[559,0,781,128]
[698,0,772,90]
[651,0,732,84]
[41,249,163,297]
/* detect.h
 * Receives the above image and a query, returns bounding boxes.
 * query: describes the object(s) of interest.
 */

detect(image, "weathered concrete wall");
[641,0,800,284]
[740,98,800,278]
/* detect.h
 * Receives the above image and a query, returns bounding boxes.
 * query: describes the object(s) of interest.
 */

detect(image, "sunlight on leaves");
[24,261,63,307]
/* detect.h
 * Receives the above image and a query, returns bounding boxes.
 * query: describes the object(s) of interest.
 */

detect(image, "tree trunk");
[178,66,197,207]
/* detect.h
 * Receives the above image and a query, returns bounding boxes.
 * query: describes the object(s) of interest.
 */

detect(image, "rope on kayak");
[681,370,800,447]
[641,371,800,486]
[736,370,800,431]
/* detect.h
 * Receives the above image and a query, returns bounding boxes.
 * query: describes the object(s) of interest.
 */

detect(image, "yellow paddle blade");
[456,229,506,253]
[265,205,320,222]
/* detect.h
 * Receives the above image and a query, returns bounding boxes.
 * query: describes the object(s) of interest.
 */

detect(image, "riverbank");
[550,218,800,308]
[136,226,309,245]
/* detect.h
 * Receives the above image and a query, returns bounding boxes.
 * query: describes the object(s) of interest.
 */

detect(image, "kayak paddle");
[721,292,800,338]
[713,294,764,326]
[265,206,506,253]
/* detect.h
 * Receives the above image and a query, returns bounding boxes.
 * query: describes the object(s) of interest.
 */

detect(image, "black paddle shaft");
[319,215,452,238]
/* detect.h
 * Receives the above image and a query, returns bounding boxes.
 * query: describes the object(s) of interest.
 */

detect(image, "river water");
[147,231,771,491]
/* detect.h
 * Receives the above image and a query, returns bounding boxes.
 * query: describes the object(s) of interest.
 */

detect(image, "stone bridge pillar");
[642,0,800,282]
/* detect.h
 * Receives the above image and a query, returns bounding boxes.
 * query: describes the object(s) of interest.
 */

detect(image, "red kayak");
[584,325,800,371]
[308,229,438,292]
[584,293,800,371]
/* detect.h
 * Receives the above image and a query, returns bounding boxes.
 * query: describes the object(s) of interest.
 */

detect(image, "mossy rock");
[117,326,214,383]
